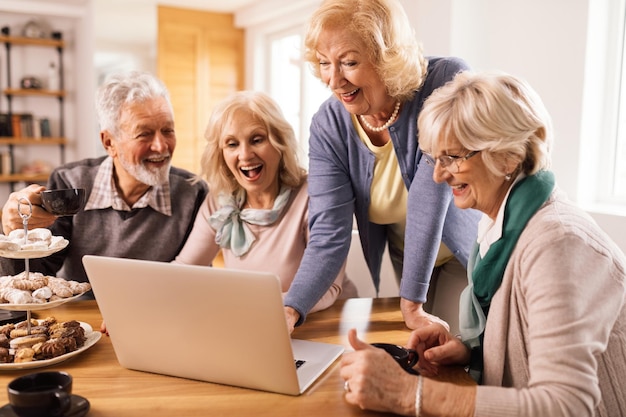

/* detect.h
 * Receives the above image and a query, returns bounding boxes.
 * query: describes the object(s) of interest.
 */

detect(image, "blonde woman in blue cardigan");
[284,0,480,332]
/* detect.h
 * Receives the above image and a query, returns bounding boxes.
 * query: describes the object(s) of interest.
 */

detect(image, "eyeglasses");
[423,150,479,174]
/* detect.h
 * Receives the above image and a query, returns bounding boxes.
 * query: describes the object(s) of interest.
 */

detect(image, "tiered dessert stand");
[0,197,100,370]
[0,198,74,334]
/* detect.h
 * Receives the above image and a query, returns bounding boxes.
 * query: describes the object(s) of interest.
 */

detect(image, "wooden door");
[157,6,244,175]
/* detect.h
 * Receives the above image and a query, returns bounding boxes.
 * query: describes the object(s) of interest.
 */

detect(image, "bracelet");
[415,375,423,417]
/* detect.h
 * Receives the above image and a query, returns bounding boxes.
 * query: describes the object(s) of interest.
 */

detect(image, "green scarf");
[459,170,555,383]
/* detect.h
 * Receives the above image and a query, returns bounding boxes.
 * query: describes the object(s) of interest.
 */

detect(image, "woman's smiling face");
[315,27,390,116]
[220,109,281,200]
[431,141,513,220]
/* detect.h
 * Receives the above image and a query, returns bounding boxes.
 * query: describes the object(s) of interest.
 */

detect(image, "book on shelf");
[0,152,12,176]
[0,114,53,139]
[1,113,39,138]
[40,117,51,137]
[11,114,21,138]
[20,113,34,138]
[32,117,42,139]
[0,113,10,137]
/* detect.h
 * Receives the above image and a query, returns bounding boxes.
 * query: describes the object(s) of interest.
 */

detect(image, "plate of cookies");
[0,228,69,259]
[0,292,87,311]
[0,318,101,370]
[0,272,91,311]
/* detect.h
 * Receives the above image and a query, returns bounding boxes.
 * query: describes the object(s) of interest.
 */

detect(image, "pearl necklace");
[359,101,401,133]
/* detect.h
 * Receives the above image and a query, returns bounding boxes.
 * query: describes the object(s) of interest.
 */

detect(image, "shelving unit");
[0,28,67,191]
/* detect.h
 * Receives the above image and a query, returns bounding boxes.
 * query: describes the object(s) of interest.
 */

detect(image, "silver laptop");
[82,255,344,396]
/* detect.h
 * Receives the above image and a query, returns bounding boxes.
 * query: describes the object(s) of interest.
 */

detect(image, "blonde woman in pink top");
[175,91,357,314]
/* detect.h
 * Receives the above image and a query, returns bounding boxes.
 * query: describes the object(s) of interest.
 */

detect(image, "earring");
[505,173,512,181]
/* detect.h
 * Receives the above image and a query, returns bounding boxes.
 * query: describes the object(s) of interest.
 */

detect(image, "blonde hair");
[418,71,552,177]
[199,91,306,195]
[303,0,428,101]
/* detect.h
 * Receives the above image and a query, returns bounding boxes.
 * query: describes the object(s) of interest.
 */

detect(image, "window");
[268,31,303,161]
[238,1,331,168]
[581,0,626,208]
[267,28,329,168]
[615,11,626,201]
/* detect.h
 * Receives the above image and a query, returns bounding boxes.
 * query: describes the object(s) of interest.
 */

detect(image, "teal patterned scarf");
[459,170,555,382]
[208,186,291,257]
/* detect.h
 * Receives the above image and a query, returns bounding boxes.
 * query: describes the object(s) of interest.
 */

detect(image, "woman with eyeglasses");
[282,0,481,333]
[340,71,626,417]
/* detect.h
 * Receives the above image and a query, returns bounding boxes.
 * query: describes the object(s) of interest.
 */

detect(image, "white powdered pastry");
[48,235,66,249]
[0,241,20,251]
[19,242,50,251]
[32,286,53,300]
[0,287,34,304]
[8,228,52,243]
[2,228,63,252]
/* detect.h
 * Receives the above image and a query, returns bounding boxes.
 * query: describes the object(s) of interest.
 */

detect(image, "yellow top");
[352,115,454,267]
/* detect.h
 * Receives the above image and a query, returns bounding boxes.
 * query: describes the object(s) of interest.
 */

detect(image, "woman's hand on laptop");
[284,306,300,334]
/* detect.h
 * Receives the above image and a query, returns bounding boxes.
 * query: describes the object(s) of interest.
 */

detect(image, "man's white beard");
[119,156,171,186]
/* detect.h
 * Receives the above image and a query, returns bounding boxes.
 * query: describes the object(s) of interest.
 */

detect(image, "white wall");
[92,0,156,77]
[408,0,626,252]
[414,0,587,201]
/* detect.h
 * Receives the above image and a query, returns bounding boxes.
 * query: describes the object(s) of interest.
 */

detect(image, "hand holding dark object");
[406,322,471,377]
[370,342,418,373]
[340,329,419,415]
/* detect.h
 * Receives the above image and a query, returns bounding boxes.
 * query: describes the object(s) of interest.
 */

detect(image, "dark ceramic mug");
[371,343,418,372]
[7,371,73,417]
[40,188,86,216]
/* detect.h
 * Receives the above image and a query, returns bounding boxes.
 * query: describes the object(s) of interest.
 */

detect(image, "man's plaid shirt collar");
[83,156,172,216]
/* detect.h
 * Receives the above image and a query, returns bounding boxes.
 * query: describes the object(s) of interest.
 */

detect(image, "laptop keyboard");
[295,359,306,369]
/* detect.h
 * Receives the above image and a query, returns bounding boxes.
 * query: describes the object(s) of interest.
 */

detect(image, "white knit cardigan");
[474,188,626,417]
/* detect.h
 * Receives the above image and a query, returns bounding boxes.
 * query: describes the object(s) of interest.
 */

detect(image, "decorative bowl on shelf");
[20,76,43,90]
[22,20,47,39]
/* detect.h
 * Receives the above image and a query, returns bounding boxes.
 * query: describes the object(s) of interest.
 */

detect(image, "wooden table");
[0,297,474,416]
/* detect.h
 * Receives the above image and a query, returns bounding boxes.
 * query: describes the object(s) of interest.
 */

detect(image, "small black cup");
[371,343,418,372]
[8,371,73,417]
[41,188,86,216]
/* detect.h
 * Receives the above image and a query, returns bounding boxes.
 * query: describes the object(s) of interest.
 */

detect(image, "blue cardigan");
[285,57,481,324]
